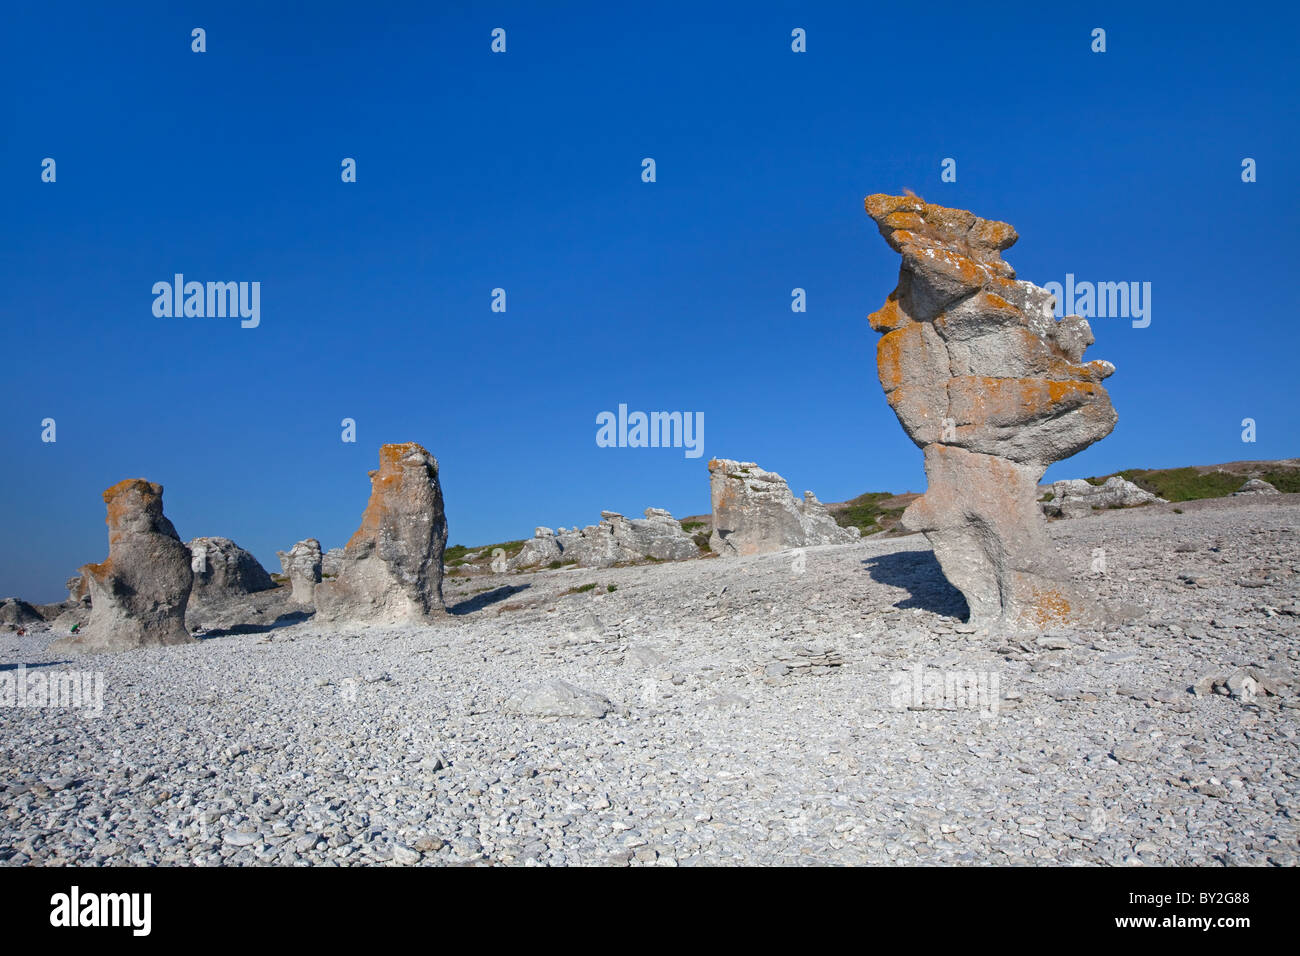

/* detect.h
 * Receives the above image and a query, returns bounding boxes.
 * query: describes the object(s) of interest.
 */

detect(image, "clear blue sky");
[3,1,1297,603]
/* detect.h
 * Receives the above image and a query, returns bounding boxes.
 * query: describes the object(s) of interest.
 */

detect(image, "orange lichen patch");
[865,194,923,221]
[868,297,912,333]
[876,326,923,392]
[1024,586,1075,627]
[345,442,436,549]
[80,559,113,583]
[882,211,926,232]
[946,376,1107,427]
[968,218,1018,251]
[102,478,161,528]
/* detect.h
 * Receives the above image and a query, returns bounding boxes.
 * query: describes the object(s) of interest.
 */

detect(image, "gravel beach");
[3,495,1297,866]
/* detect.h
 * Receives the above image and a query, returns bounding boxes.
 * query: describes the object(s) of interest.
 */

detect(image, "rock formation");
[283,538,323,604]
[1041,477,1165,518]
[1,598,44,631]
[1233,478,1280,496]
[50,479,195,653]
[866,193,1119,629]
[707,459,860,556]
[187,536,275,603]
[321,547,345,577]
[512,509,700,569]
[315,443,448,622]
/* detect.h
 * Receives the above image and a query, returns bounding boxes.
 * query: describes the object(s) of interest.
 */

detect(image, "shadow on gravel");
[449,584,531,616]
[861,550,970,620]
[195,610,314,639]
[0,659,77,672]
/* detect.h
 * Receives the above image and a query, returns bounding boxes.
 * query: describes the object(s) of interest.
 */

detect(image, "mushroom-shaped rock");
[865,194,1121,630]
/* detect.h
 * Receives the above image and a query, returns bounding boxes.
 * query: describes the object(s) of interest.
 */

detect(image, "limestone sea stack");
[315,442,449,622]
[51,479,195,653]
[865,193,1118,629]
[708,459,860,556]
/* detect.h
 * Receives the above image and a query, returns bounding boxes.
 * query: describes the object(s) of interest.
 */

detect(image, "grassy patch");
[1261,470,1300,493]
[565,582,599,595]
[444,539,527,568]
[1116,467,1240,501]
[607,584,617,593]
[680,521,705,532]
[833,492,908,536]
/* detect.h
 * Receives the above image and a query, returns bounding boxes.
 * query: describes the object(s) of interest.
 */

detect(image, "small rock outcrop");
[187,536,276,603]
[866,193,1120,629]
[1,598,44,631]
[283,539,323,604]
[51,479,194,653]
[707,459,860,556]
[315,443,448,622]
[512,509,700,569]
[1233,478,1280,496]
[1041,477,1165,518]
[321,547,345,577]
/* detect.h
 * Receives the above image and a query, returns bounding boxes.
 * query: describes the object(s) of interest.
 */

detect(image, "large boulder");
[1041,477,1165,518]
[865,193,1120,630]
[0,598,44,631]
[187,536,275,602]
[1233,478,1280,496]
[315,443,448,622]
[707,460,860,556]
[512,509,700,569]
[50,479,194,653]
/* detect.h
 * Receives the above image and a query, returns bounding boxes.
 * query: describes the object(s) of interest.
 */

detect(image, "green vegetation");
[444,539,526,568]
[1082,466,1300,502]
[607,584,617,593]
[691,531,712,552]
[833,492,909,536]
[680,521,705,532]
[565,582,599,595]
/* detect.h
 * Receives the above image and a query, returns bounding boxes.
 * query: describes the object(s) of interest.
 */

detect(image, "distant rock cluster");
[512,509,699,570]
[1041,477,1165,518]
[707,459,859,556]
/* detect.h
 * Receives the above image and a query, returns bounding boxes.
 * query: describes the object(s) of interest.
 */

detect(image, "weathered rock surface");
[50,479,194,653]
[513,510,700,570]
[315,443,448,622]
[281,539,323,605]
[321,547,345,577]
[707,460,860,556]
[1233,478,1280,496]
[0,598,44,631]
[866,193,1119,629]
[187,537,276,603]
[505,680,613,718]
[1042,477,1165,518]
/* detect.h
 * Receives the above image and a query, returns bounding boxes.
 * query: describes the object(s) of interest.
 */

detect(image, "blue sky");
[3,1,1297,602]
